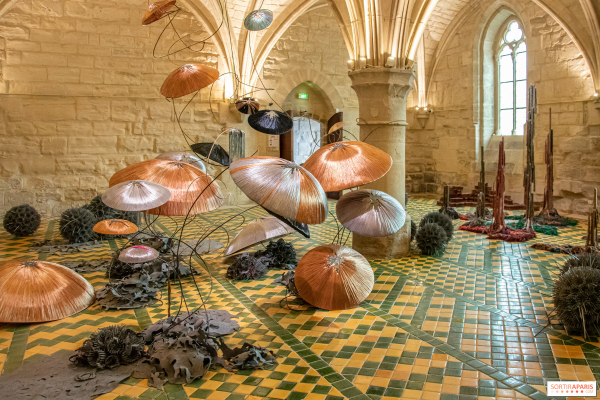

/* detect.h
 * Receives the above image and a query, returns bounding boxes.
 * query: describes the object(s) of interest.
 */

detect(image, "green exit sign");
[298,93,308,99]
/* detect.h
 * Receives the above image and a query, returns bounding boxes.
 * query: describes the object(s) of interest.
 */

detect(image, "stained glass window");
[498,21,526,136]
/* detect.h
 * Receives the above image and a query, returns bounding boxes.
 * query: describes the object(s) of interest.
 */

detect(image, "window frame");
[494,18,527,136]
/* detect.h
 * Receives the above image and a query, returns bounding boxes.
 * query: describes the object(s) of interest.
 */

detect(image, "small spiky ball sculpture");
[3,204,41,237]
[70,325,145,369]
[419,212,454,242]
[560,253,600,275]
[84,195,116,221]
[59,207,96,243]
[410,220,417,242]
[553,267,600,337]
[416,222,448,256]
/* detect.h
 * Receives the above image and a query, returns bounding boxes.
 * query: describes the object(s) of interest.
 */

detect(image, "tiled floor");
[1,198,599,400]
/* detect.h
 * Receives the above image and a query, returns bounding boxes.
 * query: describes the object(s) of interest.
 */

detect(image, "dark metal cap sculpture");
[230,156,328,224]
[235,97,260,115]
[265,208,310,238]
[0,260,95,323]
[302,141,392,191]
[191,143,230,166]
[156,151,206,172]
[109,159,223,216]
[336,189,406,237]
[244,9,274,31]
[224,216,295,255]
[248,110,293,135]
[160,64,219,98]
[102,180,172,212]
[295,245,374,310]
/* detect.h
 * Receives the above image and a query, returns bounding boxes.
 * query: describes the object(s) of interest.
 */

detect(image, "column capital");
[348,67,416,100]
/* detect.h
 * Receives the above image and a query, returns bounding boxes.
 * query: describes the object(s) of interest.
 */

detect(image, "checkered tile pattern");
[1,198,598,400]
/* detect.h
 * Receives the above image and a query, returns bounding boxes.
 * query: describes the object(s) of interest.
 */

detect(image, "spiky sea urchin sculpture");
[410,220,417,242]
[3,204,41,237]
[560,253,600,276]
[59,207,96,243]
[83,195,116,221]
[416,222,448,256]
[553,267,600,337]
[227,253,269,280]
[420,212,454,242]
[70,325,145,369]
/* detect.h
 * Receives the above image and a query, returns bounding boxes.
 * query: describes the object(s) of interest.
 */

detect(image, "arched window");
[498,20,526,135]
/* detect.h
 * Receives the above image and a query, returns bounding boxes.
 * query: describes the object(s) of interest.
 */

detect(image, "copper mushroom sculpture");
[160,64,220,98]
[230,156,328,224]
[93,219,139,235]
[109,159,223,216]
[302,141,392,192]
[102,180,172,212]
[142,0,176,25]
[0,260,95,323]
[224,216,295,256]
[295,245,374,310]
[156,151,206,172]
[336,189,406,237]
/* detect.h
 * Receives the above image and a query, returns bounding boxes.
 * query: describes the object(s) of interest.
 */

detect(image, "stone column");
[348,67,415,259]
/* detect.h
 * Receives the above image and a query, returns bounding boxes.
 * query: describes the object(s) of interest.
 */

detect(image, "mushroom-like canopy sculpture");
[102,180,171,212]
[302,141,392,192]
[191,143,230,166]
[0,260,95,323]
[119,245,160,264]
[244,9,274,31]
[142,0,176,25]
[248,110,293,135]
[235,97,260,115]
[295,245,374,310]
[109,159,223,216]
[160,64,219,99]
[93,219,138,235]
[156,151,206,172]
[336,189,406,237]
[328,121,345,134]
[230,156,328,224]
[224,216,295,256]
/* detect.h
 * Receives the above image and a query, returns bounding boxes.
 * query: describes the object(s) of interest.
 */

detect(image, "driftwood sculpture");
[535,108,576,227]
[522,85,536,231]
[586,189,599,250]
[487,138,535,242]
[438,185,459,219]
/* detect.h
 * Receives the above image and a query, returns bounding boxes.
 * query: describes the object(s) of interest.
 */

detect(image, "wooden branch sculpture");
[523,84,536,231]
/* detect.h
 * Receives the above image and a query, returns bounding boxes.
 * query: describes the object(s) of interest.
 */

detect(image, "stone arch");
[270,68,345,112]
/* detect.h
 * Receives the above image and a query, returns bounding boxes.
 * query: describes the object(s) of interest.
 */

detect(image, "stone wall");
[0,1,359,217]
[0,0,232,216]
[407,0,600,216]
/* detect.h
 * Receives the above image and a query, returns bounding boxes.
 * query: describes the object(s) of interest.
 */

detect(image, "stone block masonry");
[0,0,225,217]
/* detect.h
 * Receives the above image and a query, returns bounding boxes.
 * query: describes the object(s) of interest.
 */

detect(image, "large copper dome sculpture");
[0,260,95,323]
[295,245,374,310]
